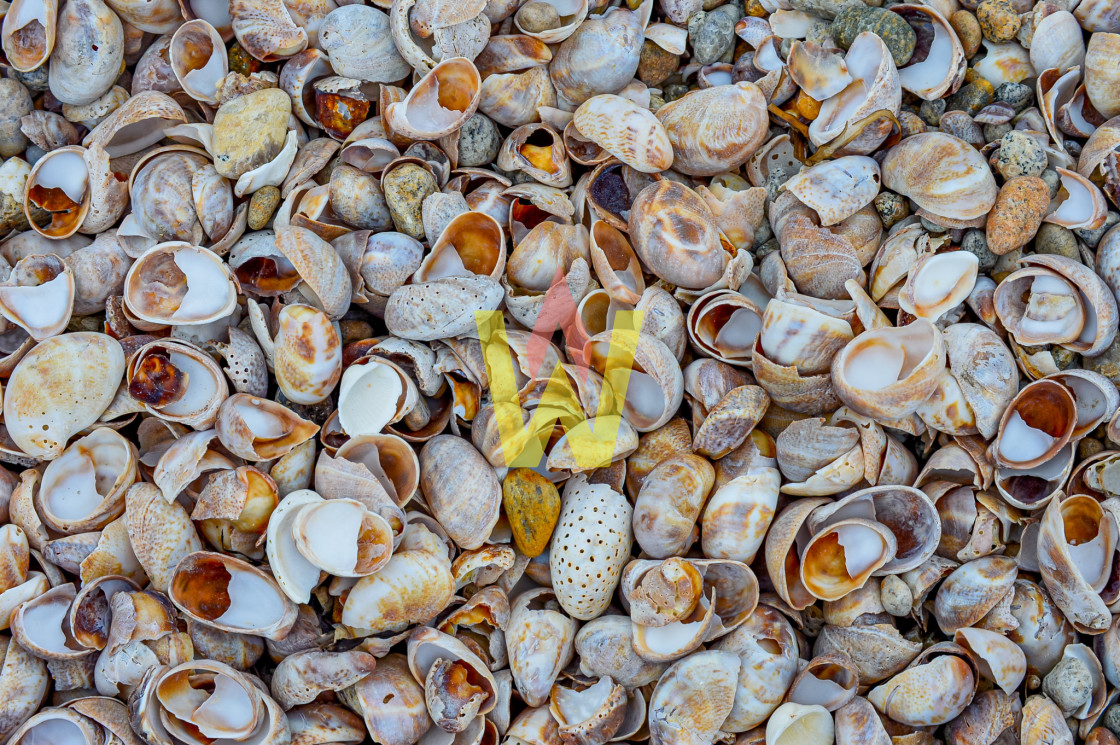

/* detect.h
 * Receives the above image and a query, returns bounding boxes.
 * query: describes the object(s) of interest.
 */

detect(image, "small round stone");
[503,468,561,558]
[987,176,1051,255]
[755,237,780,260]
[517,0,561,32]
[945,79,993,115]
[994,81,1033,111]
[919,98,946,126]
[1051,346,1078,371]
[962,229,998,271]
[950,10,982,58]
[898,110,927,137]
[247,186,281,230]
[977,0,1021,43]
[831,5,916,66]
[984,122,1012,143]
[995,130,1047,179]
[639,39,680,86]
[663,83,689,102]
[1035,223,1080,260]
[1038,168,1061,199]
[382,163,438,240]
[456,113,501,168]
[880,575,912,617]
[1104,704,1120,737]
[1042,655,1094,715]
[1080,438,1105,461]
[874,191,909,229]
[689,5,738,65]
[339,319,374,346]
[939,111,983,146]
[7,65,49,92]
[1077,212,1120,248]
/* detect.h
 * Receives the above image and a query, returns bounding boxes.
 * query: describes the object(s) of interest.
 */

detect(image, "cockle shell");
[881,133,997,223]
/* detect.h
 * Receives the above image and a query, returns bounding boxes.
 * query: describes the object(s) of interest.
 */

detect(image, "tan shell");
[48,0,124,106]
[384,57,481,141]
[572,95,672,175]
[420,435,500,550]
[230,0,307,61]
[1086,33,1120,119]
[124,243,239,327]
[2,0,57,71]
[627,180,729,291]
[881,133,998,223]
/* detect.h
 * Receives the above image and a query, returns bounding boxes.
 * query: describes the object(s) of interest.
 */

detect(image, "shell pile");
[4,0,1120,743]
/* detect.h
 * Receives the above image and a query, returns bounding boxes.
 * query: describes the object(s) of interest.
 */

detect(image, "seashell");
[547,6,641,106]
[230,0,307,61]
[414,211,506,283]
[647,650,739,745]
[633,454,713,559]
[1,0,57,72]
[48,0,124,106]
[507,587,576,707]
[933,555,1018,634]
[583,330,683,433]
[5,332,124,459]
[800,517,897,601]
[572,96,672,175]
[319,5,410,84]
[1030,11,1085,75]
[1038,494,1117,633]
[896,251,978,323]
[126,339,228,429]
[867,646,976,726]
[420,435,500,551]
[881,133,997,224]
[479,66,556,130]
[655,83,768,177]
[272,304,341,405]
[0,253,74,341]
[169,551,297,640]
[1086,33,1120,119]
[766,703,833,745]
[216,393,320,460]
[124,482,203,593]
[783,156,881,227]
[952,627,1026,695]
[831,318,947,422]
[1045,167,1108,230]
[716,605,799,731]
[549,478,631,620]
[385,275,504,341]
[169,21,228,106]
[24,146,126,240]
[627,180,728,290]
[37,428,136,534]
[497,124,571,188]
[385,58,481,141]
[891,5,966,101]
[123,243,238,329]
[808,32,901,154]
[341,653,431,745]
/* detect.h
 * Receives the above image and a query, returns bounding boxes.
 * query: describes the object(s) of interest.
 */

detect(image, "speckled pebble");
[805,19,833,46]
[639,39,680,86]
[898,110,927,137]
[1086,332,1120,385]
[755,237,781,260]
[1043,655,1093,715]
[1034,223,1080,259]
[1104,703,1120,737]
[689,5,739,65]
[789,0,859,19]
[663,83,689,102]
[874,191,909,229]
[944,80,993,116]
[765,166,791,203]
[831,5,916,66]
[247,186,281,230]
[1079,437,1106,461]
[986,176,1050,255]
[1078,212,1120,248]
[7,66,49,92]
[1039,168,1061,198]
[977,0,1021,43]
[456,113,501,168]
[919,99,946,126]
[950,10,982,58]
[211,88,291,179]
[880,575,912,617]
[994,81,1033,111]
[962,229,998,271]
[991,248,1023,282]
[995,130,1047,179]
[984,122,1012,143]
[382,163,438,240]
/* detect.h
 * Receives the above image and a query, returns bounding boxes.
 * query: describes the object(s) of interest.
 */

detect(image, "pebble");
[663,84,689,102]
[1042,655,1094,715]
[983,122,1012,143]
[227,42,261,76]
[944,80,993,116]
[898,110,927,137]
[977,0,1021,43]
[950,10,983,58]
[1104,704,1120,737]
[986,176,1051,255]
[247,186,280,230]
[831,5,916,66]
[210,88,291,179]
[0,80,32,158]
[7,66,48,92]
[995,130,1047,179]
[639,39,680,86]
[1039,168,1061,199]
[503,468,561,557]
[518,0,561,32]
[457,113,501,168]
[689,5,739,65]
[962,229,998,271]
[991,248,1022,282]
[1078,212,1120,248]
[920,217,949,233]
[1087,334,1120,386]
[874,192,909,229]
[919,99,946,127]
[1079,437,1106,461]
[382,163,438,240]
[789,0,859,19]
[879,575,912,617]
[1035,223,1080,260]
[994,81,1033,111]
[339,319,374,346]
